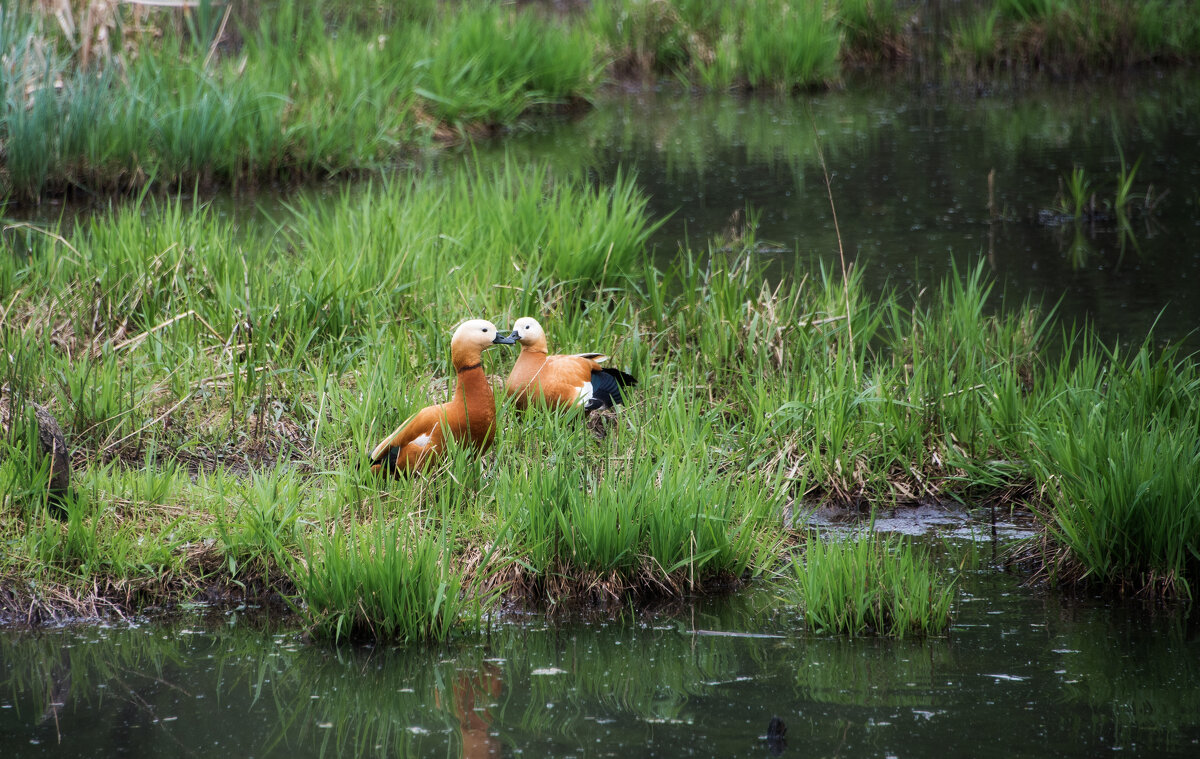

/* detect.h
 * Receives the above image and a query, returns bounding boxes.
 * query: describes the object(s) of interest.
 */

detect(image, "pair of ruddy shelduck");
[369,317,637,475]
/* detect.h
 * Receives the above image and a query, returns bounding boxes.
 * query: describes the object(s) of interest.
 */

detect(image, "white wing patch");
[410,433,432,448]
[575,381,594,406]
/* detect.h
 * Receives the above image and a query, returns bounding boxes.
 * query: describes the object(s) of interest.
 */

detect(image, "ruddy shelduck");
[503,317,637,411]
[370,319,516,474]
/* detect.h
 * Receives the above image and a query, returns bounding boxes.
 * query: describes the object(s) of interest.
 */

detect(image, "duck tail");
[585,368,638,411]
[369,446,401,475]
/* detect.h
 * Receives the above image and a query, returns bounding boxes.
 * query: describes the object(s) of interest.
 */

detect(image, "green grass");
[947,0,1200,75]
[0,1,599,204]
[293,511,477,643]
[1027,339,1200,597]
[494,406,783,600]
[838,0,906,63]
[793,532,955,637]
[5,1,1200,204]
[590,0,842,90]
[2,143,1199,641]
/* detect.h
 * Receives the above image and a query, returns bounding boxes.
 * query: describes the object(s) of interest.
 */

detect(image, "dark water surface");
[3,547,1199,758]
[479,71,1200,349]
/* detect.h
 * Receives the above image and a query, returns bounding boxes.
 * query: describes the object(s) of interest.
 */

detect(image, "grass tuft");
[794,532,955,637]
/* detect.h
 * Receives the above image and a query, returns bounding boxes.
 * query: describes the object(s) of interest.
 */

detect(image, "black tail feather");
[585,368,637,411]
[370,445,400,474]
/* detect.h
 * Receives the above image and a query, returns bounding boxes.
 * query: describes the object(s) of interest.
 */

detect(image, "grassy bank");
[4,1,1200,206]
[0,0,599,204]
[1,157,1197,641]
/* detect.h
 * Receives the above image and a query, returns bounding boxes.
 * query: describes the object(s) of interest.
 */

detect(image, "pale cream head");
[509,317,548,350]
[452,318,505,351]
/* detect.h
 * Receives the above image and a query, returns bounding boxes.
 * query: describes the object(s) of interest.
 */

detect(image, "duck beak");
[493,330,518,345]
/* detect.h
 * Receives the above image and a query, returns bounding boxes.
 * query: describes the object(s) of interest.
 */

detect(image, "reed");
[794,532,955,637]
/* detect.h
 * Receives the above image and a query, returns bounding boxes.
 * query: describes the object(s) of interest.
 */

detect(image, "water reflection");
[3,563,1198,757]
[475,72,1200,349]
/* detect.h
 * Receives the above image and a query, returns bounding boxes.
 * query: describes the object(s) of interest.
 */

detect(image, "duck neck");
[452,359,493,407]
[519,340,548,358]
[513,344,547,374]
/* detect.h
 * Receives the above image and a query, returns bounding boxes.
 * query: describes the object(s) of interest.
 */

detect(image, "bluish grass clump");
[794,532,955,637]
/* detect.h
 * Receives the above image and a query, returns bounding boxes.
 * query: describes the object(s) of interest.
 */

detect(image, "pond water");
[5,75,1200,756]
[3,541,1199,758]
[479,71,1200,350]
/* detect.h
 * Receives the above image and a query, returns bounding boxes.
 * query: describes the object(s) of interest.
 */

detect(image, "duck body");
[370,319,515,475]
[504,317,637,411]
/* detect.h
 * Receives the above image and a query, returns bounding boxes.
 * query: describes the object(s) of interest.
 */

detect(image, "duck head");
[508,316,548,352]
[451,318,516,367]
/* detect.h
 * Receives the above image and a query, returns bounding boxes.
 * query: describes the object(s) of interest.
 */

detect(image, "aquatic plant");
[1058,165,1095,220]
[1027,340,1200,599]
[1112,142,1147,216]
[793,532,955,637]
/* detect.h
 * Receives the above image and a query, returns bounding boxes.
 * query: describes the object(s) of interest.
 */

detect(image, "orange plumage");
[503,317,637,411]
[370,319,516,475]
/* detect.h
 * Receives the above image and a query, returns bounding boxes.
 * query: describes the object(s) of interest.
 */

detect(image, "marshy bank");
[1,153,1197,635]
[5,0,1200,205]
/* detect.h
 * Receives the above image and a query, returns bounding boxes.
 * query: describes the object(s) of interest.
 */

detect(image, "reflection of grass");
[1058,610,1200,754]
[795,635,953,706]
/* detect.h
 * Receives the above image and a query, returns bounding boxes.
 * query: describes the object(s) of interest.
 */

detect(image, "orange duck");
[370,319,516,474]
[503,317,637,411]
